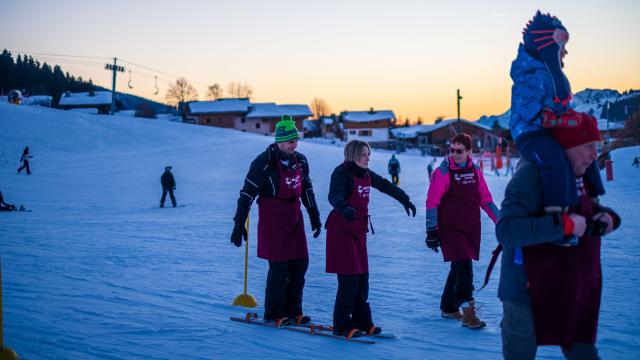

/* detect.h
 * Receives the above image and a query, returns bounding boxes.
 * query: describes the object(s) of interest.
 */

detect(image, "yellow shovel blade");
[0,347,19,360]
[233,294,258,308]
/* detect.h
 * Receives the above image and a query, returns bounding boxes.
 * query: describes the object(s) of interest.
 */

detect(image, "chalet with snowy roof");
[185,99,312,136]
[391,118,502,155]
[58,91,114,114]
[319,115,338,137]
[186,98,251,128]
[340,109,395,143]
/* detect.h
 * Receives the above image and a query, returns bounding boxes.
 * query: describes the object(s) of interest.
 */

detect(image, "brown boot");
[462,301,486,329]
[441,310,463,321]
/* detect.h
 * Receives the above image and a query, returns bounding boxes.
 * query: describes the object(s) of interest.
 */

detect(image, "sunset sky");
[2,0,639,122]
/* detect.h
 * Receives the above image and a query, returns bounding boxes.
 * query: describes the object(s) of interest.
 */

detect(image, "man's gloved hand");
[231,223,248,247]
[403,200,416,217]
[342,206,356,222]
[585,219,608,237]
[310,211,322,238]
[426,227,440,253]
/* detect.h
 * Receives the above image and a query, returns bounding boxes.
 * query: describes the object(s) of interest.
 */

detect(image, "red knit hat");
[550,111,601,149]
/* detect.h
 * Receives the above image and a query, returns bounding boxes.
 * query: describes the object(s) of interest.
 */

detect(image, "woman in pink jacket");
[425,133,499,329]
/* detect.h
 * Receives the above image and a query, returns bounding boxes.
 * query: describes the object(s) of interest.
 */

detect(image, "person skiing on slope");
[17,146,32,175]
[230,115,322,326]
[160,166,177,208]
[326,140,416,338]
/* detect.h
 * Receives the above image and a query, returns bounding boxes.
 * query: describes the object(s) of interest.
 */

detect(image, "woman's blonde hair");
[344,140,371,162]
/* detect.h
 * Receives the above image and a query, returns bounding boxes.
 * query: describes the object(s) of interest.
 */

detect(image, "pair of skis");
[230,313,396,344]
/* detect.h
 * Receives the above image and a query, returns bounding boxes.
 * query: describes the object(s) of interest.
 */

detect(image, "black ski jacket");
[328,161,410,213]
[161,172,176,189]
[233,144,319,225]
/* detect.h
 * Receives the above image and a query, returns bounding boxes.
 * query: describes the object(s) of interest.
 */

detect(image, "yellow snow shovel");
[1,258,19,360]
[233,216,257,308]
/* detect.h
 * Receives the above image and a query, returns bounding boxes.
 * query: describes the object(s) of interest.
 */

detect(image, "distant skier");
[425,133,499,329]
[388,154,400,185]
[633,156,639,168]
[17,146,32,175]
[160,166,177,208]
[326,140,416,339]
[230,115,322,326]
[510,11,604,227]
[0,191,17,211]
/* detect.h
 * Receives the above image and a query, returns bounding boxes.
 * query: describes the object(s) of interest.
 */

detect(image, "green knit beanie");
[274,115,300,143]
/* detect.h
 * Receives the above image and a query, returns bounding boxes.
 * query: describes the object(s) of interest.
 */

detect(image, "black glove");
[310,210,322,238]
[231,223,248,247]
[342,206,356,222]
[403,201,416,217]
[585,219,608,237]
[426,227,440,253]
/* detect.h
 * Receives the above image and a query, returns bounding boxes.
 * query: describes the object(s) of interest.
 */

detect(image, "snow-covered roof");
[303,119,319,131]
[390,125,433,139]
[246,103,312,118]
[187,99,251,114]
[320,116,334,125]
[341,110,395,123]
[58,91,112,106]
[391,119,492,139]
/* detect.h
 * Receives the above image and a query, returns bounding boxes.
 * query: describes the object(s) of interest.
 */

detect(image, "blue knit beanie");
[523,11,571,111]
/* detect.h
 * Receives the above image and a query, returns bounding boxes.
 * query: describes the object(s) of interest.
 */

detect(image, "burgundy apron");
[325,170,371,275]
[257,157,308,261]
[437,164,481,262]
[523,177,601,347]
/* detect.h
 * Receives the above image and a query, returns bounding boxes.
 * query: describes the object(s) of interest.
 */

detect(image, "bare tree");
[310,98,331,119]
[165,77,198,106]
[226,81,253,99]
[207,83,223,100]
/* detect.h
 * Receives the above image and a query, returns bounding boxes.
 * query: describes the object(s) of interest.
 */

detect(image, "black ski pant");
[17,160,31,175]
[440,259,474,313]
[390,173,399,185]
[264,258,308,321]
[160,188,176,207]
[333,273,373,333]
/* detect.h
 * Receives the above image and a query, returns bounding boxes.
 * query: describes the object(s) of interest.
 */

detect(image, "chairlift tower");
[105,58,125,115]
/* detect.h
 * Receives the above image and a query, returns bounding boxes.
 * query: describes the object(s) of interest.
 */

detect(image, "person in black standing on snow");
[160,166,177,208]
[17,146,32,175]
[388,154,400,185]
[326,140,416,339]
[231,115,322,326]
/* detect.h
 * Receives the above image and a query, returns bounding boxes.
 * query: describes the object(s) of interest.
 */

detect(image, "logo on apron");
[454,172,476,185]
[357,185,371,198]
[285,175,301,189]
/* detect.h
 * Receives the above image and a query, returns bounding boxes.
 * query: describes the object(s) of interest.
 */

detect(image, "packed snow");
[1,103,638,359]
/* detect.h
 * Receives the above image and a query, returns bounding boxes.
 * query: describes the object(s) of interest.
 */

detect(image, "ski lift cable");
[8,50,111,60]
[119,58,211,88]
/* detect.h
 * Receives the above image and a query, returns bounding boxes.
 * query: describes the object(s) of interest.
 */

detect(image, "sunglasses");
[450,148,467,154]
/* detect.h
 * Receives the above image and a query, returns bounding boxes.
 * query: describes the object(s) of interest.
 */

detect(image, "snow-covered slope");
[1,103,638,359]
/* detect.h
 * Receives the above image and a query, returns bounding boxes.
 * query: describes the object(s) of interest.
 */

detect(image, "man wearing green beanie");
[231,114,322,326]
